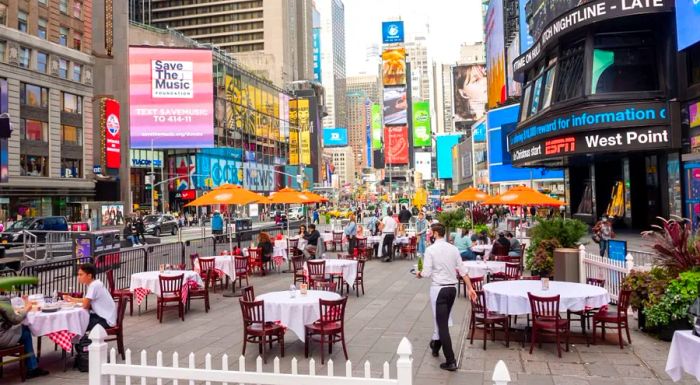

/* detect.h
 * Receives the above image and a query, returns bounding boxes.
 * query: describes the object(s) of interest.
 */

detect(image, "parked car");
[0,216,69,248]
[287,207,304,220]
[143,214,178,236]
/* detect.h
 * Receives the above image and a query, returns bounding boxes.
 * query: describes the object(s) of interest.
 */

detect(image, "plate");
[41,308,58,313]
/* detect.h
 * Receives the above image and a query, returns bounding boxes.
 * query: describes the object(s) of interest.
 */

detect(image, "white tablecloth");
[462,261,506,278]
[23,307,89,337]
[484,280,610,316]
[129,270,204,295]
[321,232,335,243]
[274,239,288,260]
[363,236,382,245]
[305,259,358,286]
[194,256,235,280]
[257,290,341,341]
[666,330,700,382]
[394,236,410,245]
[472,244,493,259]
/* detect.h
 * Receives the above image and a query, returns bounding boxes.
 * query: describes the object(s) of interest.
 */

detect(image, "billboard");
[519,0,534,53]
[382,48,407,86]
[289,130,299,165]
[323,127,348,147]
[1,79,7,183]
[312,28,322,81]
[101,98,121,169]
[414,152,432,181]
[195,148,243,189]
[473,120,487,143]
[371,103,383,149]
[691,101,700,129]
[485,0,506,109]
[677,0,700,50]
[383,87,407,125]
[382,21,404,44]
[453,65,487,123]
[300,131,311,164]
[412,101,431,147]
[384,125,409,165]
[436,134,463,179]
[128,47,214,149]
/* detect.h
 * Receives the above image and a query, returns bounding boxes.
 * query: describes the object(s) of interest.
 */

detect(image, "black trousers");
[381,234,395,260]
[347,236,357,256]
[435,287,457,363]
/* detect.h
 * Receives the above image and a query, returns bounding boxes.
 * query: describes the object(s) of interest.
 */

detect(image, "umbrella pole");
[223,204,241,298]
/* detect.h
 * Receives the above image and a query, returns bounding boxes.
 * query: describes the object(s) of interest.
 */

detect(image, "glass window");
[19,47,30,68]
[62,92,82,114]
[20,155,48,177]
[59,27,68,46]
[530,76,544,116]
[541,66,557,110]
[61,159,82,178]
[18,10,27,32]
[519,85,532,122]
[20,83,48,108]
[72,63,81,82]
[0,41,5,62]
[62,125,82,145]
[554,43,585,102]
[36,51,47,73]
[0,4,6,26]
[38,18,47,39]
[591,32,658,94]
[73,32,82,51]
[20,119,48,141]
[59,0,68,14]
[58,58,68,79]
[73,1,82,18]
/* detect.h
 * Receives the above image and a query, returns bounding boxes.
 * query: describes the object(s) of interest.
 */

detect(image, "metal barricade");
[18,257,84,295]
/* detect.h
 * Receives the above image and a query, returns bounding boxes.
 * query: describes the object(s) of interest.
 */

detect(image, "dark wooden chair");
[490,262,521,282]
[288,238,300,257]
[332,231,344,251]
[105,295,128,360]
[356,237,374,260]
[491,242,510,258]
[157,273,185,323]
[458,275,483,297]
[305,296,348,365]
[352,259,366,297]
[528,293,570,358]
[248,248,265,276]
[198,257,224,292]
[187,269,211,313]
[234,256,250,288]
[567,278,606,336]
[241,286,255,302]
[312,281,337,292]
[470,291,510,350]
[0,344,26,382]
[292,257,306,285]
[239,299,285,364]
[592,289,632,349]
[306,260,326,287]
[400,236,417,259]
[189,253,200,270]
[106,269,134,316]
[521,275,541,280]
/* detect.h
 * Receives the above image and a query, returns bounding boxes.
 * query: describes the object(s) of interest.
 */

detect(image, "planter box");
[659,319,692,342]
[553,248,580,283]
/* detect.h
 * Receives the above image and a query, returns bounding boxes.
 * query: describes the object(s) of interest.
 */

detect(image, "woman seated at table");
[356,224,365,238]
[451,228,476,261]
[64,263,117,333]
[298,224,308,237]
[258,232,274,264]
[0,293,49,378]
[122,220,141,246]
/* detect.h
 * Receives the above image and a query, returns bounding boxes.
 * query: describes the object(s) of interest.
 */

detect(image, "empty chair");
[248,248,265,276]
[592,289,631,349]
[567,278,606,335]
[104,295,129,360]
[106,269,134,316]
[291,256,306,285]
[198,257,224,291]
[491,262,521,282]
[239,299,285,364]
[470,291,510,350]
[312,281,337,292]
[0,344,26,382]
[234,256,249,288]
[351,259,366,297]
[332,231,344,251]
[187,269,212,313]
[528,292,570,358]
[306,260,326,287]
[241,286,255,302]
[157,274,185,323]
[458,275,483,297]
[305,296,348,365]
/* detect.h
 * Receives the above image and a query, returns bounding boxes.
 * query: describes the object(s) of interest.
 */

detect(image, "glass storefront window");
[20,155,48,177]
[591,32,657,94]
[554,43,585,102]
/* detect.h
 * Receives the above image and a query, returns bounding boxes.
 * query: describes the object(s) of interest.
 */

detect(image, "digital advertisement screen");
[371,103,383,149]
[384,125,409,165]
[101,204,125,227]
[453,65,487,122]
[436,134,463,179]
[383,87,407,125]
[102,98,121,169]
[519,0,534,53]
[677,0,700,50]
[412,101,431,147]
[382,21,404,44]
[690,100,700,129]
[414,152,432,181]
[382,48,407,86]
[486,0,506,108]
[323,127,349,147]
[129,47,214,149]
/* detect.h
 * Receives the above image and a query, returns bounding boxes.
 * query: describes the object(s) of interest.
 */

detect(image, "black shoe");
[27,368,49,378]
[429,340,441,357]
[439,361,458,371]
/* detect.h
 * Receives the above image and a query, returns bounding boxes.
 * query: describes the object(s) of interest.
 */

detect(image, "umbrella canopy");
[446,187,491,203]
[302,190,329,203]
[482,186,564,207]
[267,187,315,204]
[185,184,266,207]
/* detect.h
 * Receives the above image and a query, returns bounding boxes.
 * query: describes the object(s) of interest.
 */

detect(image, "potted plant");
[644,270,700,340]
[642,216,700,275]
[529,239,561,278]
[437,208,467,236]
[525,218,587,278]
[622,267,671,331]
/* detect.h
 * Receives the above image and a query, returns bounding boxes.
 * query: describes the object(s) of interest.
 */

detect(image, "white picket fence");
[577,244,653,303]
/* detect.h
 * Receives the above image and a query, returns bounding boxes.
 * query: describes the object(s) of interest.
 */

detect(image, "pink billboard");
[129,47,214,148]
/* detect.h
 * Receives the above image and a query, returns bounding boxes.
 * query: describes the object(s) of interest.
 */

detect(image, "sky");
[343,0,485,75]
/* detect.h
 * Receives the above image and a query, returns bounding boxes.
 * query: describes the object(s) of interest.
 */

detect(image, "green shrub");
[525,218,588,272]
[437,208,466,233]
[622,267,672,311]
[644,270,700,328]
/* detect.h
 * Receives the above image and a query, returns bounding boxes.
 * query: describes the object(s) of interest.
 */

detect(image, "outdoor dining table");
[194,255,236,280]
[666,330,700,382]
[472,244,493,259]
[483,280,610,316]
[257,290,341,341]
[304,259,358,286]
[129,270,204,306]
[462,260,506,278]
[23,306,89,351]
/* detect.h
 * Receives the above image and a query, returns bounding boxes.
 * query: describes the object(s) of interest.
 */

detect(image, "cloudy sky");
[343,0,485,75]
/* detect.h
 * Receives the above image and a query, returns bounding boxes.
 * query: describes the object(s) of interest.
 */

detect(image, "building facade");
[346,74,380,104]
[0,0,95,222]
[405,37,429,101]
[345,91,368,173]
[324,146,354,188]
[317,0,346,129]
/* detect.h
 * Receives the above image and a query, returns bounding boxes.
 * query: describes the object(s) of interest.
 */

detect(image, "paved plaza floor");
[2,254,695,385]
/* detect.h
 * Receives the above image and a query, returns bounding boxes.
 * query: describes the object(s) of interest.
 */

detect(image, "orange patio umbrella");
[481,186,564,207]
[446,187,491,203]
[302,190,329,203]
[267,187,316,204]
[185,184,266,207]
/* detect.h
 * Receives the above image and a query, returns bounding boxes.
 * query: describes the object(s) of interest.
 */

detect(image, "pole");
[150,139,155,215]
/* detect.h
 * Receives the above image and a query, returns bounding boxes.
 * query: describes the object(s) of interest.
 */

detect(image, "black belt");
[438,283,457,287]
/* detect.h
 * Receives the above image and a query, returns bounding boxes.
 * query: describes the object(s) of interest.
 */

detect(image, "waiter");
[417,223,476,371]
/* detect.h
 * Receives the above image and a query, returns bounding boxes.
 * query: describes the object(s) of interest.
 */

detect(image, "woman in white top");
[64,263,117,332]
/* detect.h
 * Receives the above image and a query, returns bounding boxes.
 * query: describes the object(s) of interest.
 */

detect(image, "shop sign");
[93,165,102,174]
[101,98,121,169]
[131,158,162,167]
[180,189,196,200]
[513,0,673,76]
[129,149,164,168]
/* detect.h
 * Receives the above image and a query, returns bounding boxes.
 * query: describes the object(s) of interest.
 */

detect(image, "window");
[58,58,68,79]
[19,47,30,68]
[541,66,557,110]
[20,119,48,141]
[0,4,6,26]
[18,10,27,32]
[20,155,48,177]
[61,159,82,178]
[59,0,68,14]
[554,43,585,102]
[689,44,700,86]
[62,125,82,145]
[0,41,5,62]
[36,51,47,73]
[519,85,532,122]
[72,63,81,82]
[38,18,47,39]
[62,92,82,114]
[73,1,82,18]
[591,32,658,94]
[39,0,47,5]
[59,27,68,46]
[20,83,48,108]
[73,32,82,51]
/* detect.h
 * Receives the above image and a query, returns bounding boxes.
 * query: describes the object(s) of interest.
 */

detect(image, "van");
[0,216,69,248]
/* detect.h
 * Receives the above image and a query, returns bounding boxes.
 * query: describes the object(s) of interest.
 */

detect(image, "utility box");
[553,248,579,283]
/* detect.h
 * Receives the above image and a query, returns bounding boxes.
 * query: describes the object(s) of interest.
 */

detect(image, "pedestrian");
[398,205,412,224]
[123,220,140,246]
[344,214,358,256]
[416,223,476,371]
[379,210,398,262]
[211,210,223,235]
[135,215,146,243]
[416,211,429,257]
[313,209,320,224]
[593,216,614,257]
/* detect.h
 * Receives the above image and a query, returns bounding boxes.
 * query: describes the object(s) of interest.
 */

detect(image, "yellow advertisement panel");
[382,48,406,86]
[298,99,310,132]
[290,129,299,165]
[300,131,311,165]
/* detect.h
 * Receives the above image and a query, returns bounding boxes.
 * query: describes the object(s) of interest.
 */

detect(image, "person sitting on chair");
[506,232,521,257]
[63,263,117,332]
[258,232,274,264]
[0,293,49,378]
[302,224,321,259]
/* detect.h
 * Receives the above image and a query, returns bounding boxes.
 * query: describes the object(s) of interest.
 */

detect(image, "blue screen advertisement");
[323,128,349,147]
[382,21,404,44]
[519,0,533,54]
[677,0,700,51]
[436,134,463,179]
[195,148,243,189]
[312,28,321,81]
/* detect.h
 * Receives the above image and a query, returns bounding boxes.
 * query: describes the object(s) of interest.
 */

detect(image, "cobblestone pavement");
[1,253,693,385]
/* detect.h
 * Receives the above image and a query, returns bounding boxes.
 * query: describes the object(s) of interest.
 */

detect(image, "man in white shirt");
[379,210,398,262]
[417,223,477,371]
[64,263,117,332]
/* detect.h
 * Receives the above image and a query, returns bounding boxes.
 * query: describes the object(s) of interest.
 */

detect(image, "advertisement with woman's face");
[453,65,487,122]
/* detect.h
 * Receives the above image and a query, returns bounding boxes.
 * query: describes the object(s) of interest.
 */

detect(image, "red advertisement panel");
[103,98,121,169]
[384,125,409,165]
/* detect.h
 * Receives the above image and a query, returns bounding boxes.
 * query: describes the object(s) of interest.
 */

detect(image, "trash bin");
[553,248,579,282]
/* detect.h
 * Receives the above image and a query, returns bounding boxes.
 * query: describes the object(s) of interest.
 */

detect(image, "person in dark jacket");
[302,224,321,259]
[258,232,274,264]
[398,205,412,224]
[135,216,146,243]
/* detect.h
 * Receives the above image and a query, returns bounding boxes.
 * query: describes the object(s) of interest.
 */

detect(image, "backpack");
[73,335,91,372]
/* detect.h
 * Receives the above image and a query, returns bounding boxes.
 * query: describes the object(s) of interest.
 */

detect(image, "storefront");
[129,149,164,213]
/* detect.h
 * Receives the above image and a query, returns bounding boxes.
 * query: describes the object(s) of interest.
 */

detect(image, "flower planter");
[658,318,692,342]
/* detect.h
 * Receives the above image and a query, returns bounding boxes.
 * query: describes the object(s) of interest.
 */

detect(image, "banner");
[323,128,349,147]
[102,98,121,169]
[384,125,409,165]
[382,21,404,44]
[383,87,407,125]
[382,48,406,86]
[371,103,382,149]
[453,65,487,122]
[412,101,431,147]
[414,152,432,181]
[300,130,311,165]
[289,130,299,165]
[128,47,214,148]
[486,0,506,108]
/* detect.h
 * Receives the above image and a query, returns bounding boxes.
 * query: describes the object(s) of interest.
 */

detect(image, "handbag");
[592,234,601,243]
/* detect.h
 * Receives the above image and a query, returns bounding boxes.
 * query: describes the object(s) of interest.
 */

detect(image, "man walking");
[417,223,476,371]
[379,210,398,262]
[398,205,412,225]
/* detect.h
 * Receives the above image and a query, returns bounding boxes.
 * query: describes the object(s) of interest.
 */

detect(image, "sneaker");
[27,368,49,378]
[439,361,457,371]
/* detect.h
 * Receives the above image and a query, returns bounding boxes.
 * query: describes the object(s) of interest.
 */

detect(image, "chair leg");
[625,321,631,344]
[242,333,247,355]
[129,296,134,317]
[529,326,536,354]
[304,331,309,358]
[592,320,597,345]
[37,337,42,361]
[280,332,285,357]
[504,320,510,348]
[618,324,623,349]
[483,324,487,350]
[341,332,348,360]
[118,332,125,360]
[555,328,562,358]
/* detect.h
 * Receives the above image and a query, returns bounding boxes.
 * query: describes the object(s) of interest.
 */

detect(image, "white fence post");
[578,244,586,284]
[395,337,413,385]
[492,360,511,385]
[88,325,109,385]
[625,252,634,272]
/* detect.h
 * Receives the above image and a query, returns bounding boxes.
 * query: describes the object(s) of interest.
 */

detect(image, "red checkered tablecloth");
[47,330,78,352]
[133,287,150,306]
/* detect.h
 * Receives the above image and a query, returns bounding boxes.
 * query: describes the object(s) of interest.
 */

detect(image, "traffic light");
[153,190,159,200]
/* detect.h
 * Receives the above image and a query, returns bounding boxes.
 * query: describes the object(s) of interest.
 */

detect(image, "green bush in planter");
[622,267,672,312]
[525,218,588,272]
[644,270,700,328]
